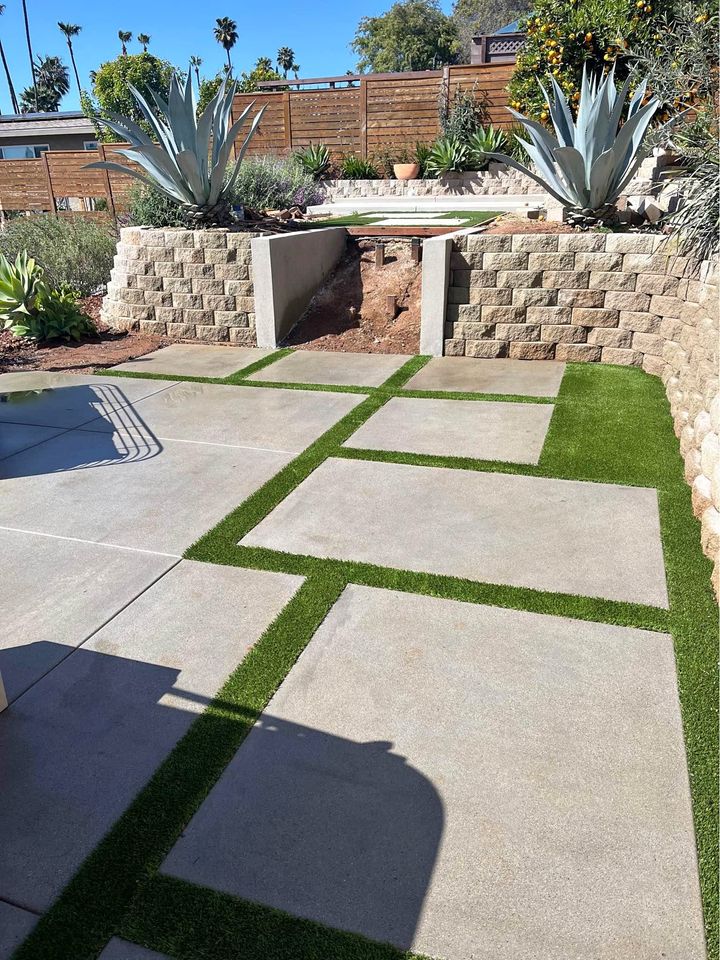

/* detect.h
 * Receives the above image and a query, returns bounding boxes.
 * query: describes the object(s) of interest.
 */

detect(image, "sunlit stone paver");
[247,349,408,387]
[344,396,554,463]
[112,343,274,378]
[162,584,704,960]
[405,356,566,397]
[241,457,668,607]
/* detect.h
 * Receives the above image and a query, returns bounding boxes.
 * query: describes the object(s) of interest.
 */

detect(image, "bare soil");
[484,215,575,235]
[0,295,172,375]
[284,240,421,355]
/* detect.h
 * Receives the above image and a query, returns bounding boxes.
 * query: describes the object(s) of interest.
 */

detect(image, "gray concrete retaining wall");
[251,228,347,348]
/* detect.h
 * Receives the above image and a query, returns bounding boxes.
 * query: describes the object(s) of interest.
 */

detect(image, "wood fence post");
[359,77,368,159]
[98,144,117,219]
[441,65,451,126]
[41,151,56,214]
[282,90,292,153]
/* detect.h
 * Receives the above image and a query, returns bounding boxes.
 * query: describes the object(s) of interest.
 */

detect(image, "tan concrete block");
[446,305,480,323]
[636,274,680,296]
[196,324,230,341]
[457,287,512,307]
[127,304,155,322]
[117,288,145,306]
[204,247,238,264]
[480,305,527,324]
[194,230,230,248]
[527,253,576,271]
[604,234,664,253]
[481,252,529,271]
[555,343,602,362]
[496,270,543,289]
[236,297,255,312]
[166,322,196,338]
[215,311,250,327]
[192,278,225,295]
[494,323,540,342]
[650,295,683,319]
[588,328,633,348]
[557,289,605,308]
[213,264,246,280]
[642,354,666,377]
[183,263,216,279]
[623,253,670,274]
[203,295,237,312]
[174,247,206,264]
[601,347,643,366]
[162,277,193,293]
[181,308,216,326]
[226,232,254,248]
[619,312,661,333]
[512,288,557,307]
[467,270,500,288]
[542,271,589,289]
[450,269,472,287]
[228,326,257,346]
[509,341,556,360]
[573,252,623,272]
[465,235,513,252]
[557,234,607,252]
[142,291,173,307]
[571,308,619,328]
[163,229,194,247]
[138,319,166,335]
[588,271,636,291]
[173,294,204,310]
[526,306,572,325]
[155,307,185,324]
[143,245,176,263]
[135,275,164,291]
[444,338,465,356]
[452,322,497,340]
[465,339,509,358]
[510,235,559,252]
[604,291,651,312]
[153,260,184,278]
[540,324,587,343]
[451,252,482,270]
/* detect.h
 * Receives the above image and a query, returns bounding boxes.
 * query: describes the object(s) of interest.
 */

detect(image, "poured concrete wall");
[252,228,347,348]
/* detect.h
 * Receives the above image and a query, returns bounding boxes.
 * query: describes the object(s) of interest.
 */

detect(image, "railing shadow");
[0,383,162,478]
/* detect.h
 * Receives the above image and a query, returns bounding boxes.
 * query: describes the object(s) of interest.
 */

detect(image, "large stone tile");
[0,422,65,460]
[247,350,408,387]
[344,396,554,463]
[0,427,291,554]
[97,381,365,453]
[0,528,175,703]
[112,343,274,378]
[0,902,38,960]
[0,561,303,913]
[241,458,668,607]
[405,357,566,397]
[163,585,703,960]
[99,940,170,960]
[0,372,176,429]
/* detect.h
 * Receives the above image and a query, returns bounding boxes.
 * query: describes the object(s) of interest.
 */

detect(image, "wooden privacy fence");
[0,63,512,213]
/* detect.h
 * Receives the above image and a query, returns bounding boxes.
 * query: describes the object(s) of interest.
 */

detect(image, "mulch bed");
[0,295,173,375]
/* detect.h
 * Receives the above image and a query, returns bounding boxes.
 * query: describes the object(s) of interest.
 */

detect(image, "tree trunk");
[226,47,232,74]
[67,41,81,99]
[0,39,18,113]
[21,0,37,111]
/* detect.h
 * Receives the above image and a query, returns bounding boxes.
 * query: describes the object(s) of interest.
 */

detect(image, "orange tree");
[507,0,713,122]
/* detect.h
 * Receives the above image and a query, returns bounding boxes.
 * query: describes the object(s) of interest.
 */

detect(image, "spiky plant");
[84,71,265,228]
[492,65,671,226]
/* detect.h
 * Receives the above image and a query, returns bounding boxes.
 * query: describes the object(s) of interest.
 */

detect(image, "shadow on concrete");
[0,640,443,953]
[0,383,161,478]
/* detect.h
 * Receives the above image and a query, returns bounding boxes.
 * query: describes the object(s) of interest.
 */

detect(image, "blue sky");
[1,0,455,112]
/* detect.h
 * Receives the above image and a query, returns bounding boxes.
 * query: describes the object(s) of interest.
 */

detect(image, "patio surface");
[0,345,710,960]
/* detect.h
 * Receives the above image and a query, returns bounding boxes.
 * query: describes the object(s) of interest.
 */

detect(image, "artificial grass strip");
[397,387,555,404]
[12,573,347,960]
[121,875,431,960]
[225,348,293,381]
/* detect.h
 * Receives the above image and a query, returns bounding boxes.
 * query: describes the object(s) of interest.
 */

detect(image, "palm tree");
[276,46,295,79]
[137,33,150,52]
[213,17,237,74]
[190,54,202,88]
[21,0,38,111]
[57,22,81,98]
[19,54,69,112]
[118,30,132,56]
[0,5,19,113]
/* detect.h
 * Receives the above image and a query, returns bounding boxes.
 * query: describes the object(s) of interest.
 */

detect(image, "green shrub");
[467,124,506,170]
[414,142,432,177]
[0,215,116,295]
[440,84,487,141]
[127,184,183,227]
[339,155,380,179]
[425,136,468,176]
[229,156,324,211]
[293,144,331,180]
[0,251,95,341]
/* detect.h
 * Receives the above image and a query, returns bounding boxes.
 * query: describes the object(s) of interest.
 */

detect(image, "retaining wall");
[322,167,536,200]
[102,227,258,344]
[423,230,719,592]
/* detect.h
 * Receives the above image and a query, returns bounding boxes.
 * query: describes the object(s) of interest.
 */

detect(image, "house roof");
[0,111,96,140]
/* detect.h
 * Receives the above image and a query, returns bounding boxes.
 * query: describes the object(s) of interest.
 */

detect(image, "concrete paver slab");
[0,902,38,960]
[163,584,703,960]
[241,458,668,607]
[99,939,170,960]
[0,422,65,459]
[405,357,566,397]
[0,561,303,913]
[344,396,554,463]
[0,373,176,429]
[96,381,366,453]
[246,350,408,387]
[0,528,175,703]
[112,343,274,378]
[0,426,291,554]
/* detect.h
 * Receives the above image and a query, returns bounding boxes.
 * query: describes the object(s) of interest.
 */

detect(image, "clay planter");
[393,162,420,181]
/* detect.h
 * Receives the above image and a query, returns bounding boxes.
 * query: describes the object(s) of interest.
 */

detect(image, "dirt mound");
[283,240,421,355]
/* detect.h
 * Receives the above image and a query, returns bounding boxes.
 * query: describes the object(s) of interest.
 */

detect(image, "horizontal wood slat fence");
[0,63,512,214]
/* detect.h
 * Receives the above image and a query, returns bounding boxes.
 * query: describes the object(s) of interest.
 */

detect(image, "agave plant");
[85,71,265,227]
[490,66,671,226]
[426,136,469,177]
[0,252,93,341]
[0,251,43,331]
[293,143,331,180]
[467,125,506,171]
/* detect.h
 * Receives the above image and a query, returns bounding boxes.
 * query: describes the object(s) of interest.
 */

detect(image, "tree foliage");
[85,53,178,140]
[451,0,531,61]
[19,54,69,112]
[238,56,283,92]
[352,0,460,73]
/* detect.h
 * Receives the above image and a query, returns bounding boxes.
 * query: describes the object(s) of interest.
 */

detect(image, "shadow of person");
[0,382,162,479]
[162,710,444,952]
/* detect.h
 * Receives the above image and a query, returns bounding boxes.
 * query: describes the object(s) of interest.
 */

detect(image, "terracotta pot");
[393,162,420,181]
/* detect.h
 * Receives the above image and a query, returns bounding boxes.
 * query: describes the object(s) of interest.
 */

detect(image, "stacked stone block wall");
[321,166,536,200]
[444,231,719,593]
[102,227,258,345]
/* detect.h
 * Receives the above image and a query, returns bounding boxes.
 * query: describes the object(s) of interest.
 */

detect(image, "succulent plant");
[293,143,331,180]
[0,251,93,341]
[425,136,469,177]
[467,125,506,171]
[85,71,265,228]
[0,250,43,330]
[491,66,672,226]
